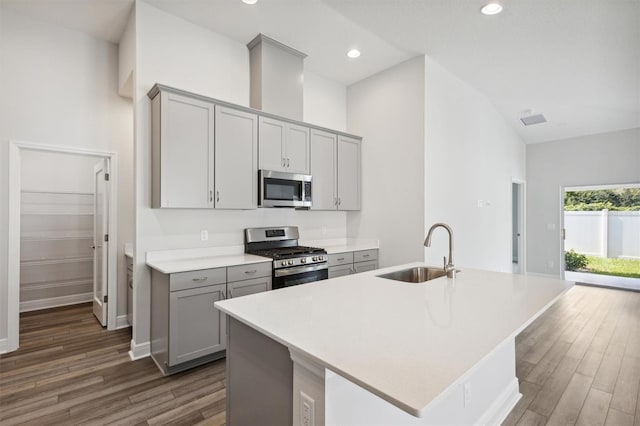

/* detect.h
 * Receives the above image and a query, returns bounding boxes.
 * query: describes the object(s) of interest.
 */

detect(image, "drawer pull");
[337,257,345,261]
[244,269,257,275]
[362,254,370,258]
[192,277,208,282]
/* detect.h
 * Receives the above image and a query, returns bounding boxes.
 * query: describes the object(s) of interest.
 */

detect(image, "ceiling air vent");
[520,114,547,126]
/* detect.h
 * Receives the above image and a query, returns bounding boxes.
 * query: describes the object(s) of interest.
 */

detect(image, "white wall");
[304,71,347,132]
[424,57,526,272]
[527,128,640,275]
[20,151,100,193]
[132,2,349,350]
[346,56,426,268]
[0,7,134,345]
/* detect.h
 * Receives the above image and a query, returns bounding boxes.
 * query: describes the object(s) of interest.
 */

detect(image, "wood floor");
[0,303,226,425]
[1,284,638,426]
[505,284,640,426]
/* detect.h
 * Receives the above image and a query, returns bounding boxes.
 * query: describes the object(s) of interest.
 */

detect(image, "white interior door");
[93,159,109,326]
[512,181,525,274]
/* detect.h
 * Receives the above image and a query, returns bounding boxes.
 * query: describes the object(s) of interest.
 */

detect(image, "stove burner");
[249,245,326,259]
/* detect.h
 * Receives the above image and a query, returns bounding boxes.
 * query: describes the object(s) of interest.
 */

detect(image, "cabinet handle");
[220,290,226,300]
[337,257,345,261]
[362,254,370,258]
[244,269,257,275]
[209,190,213,203]
[228,289,233,298]
[192,277,208,282]
[287,158,290,167]
[216,191,220,203]
[282,158,285,167]
[350,268,354,274]
[338,198,342,206]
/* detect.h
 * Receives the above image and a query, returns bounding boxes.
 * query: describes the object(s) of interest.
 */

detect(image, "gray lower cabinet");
[151,261,271,375]
[169,283,227,366]
[126,255,133,326]
[328,249,378,279]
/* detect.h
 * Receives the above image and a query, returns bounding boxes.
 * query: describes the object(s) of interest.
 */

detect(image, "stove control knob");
[301,258,306,264]
[318,256,324,261]
[312,256,318,261]
[288,260,294,266]
[281,261,287,266]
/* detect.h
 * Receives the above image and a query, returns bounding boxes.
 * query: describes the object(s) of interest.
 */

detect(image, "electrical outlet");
[463,382,471,407]
[548,260,554,269]
[300,392,315,426]
[477,200,484,208]
[200,230,208,241]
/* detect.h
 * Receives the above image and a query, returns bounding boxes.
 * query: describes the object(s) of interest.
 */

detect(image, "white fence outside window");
[564,210,640,259]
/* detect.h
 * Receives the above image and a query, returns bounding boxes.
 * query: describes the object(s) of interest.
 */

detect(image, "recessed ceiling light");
[347,49,361,59]
[242,0,258,5]
[481,3,503,15]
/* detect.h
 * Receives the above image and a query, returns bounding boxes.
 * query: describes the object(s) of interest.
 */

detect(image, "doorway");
[7,141,118,352]
[561,183,640,291]
[512,179,526,274]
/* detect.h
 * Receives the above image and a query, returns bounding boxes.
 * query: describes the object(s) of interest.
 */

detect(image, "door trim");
[7,140,118,353]
[511,178,526,275]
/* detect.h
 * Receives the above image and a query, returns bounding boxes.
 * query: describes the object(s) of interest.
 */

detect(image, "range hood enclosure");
[247,34,307,121]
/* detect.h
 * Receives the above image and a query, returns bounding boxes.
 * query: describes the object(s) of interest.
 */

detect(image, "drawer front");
[227,262,271,282]
[328,252,354,267]
[328,264,353,279]
[170,267,226,292]
[228,276,272,299]
[353,260,378,274]
[354,249,378,263]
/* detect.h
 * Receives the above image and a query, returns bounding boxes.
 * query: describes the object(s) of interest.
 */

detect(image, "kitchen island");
[215,263,573,425]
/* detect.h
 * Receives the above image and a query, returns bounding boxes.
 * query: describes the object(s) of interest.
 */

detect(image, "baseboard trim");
[19,293,92,312]
[0,338,8,354]
[128,339,150,361]
[116,314,131,329]
[476,378,521,426]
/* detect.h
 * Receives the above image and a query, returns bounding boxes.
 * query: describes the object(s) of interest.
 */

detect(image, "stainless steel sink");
[377,267,448,283]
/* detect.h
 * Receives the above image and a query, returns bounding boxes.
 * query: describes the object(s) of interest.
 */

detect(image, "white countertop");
[146,253,271,274]
[216,263,573,417]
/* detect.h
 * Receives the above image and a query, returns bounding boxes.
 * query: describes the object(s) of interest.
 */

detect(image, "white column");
[290,349,326,426]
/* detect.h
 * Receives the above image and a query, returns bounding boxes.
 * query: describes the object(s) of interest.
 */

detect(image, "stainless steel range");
[245,226,328,289]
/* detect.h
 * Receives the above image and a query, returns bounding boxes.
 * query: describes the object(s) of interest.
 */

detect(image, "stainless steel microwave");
[258,170,312,208]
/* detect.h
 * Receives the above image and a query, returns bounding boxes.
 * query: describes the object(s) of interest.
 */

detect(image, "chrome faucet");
[424,223,456,278]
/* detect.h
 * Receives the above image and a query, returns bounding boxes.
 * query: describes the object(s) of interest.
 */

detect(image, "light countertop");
[146,253,271,274]
[216,263,573,417]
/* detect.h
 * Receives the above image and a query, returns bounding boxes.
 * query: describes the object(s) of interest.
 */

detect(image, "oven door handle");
[274,264,328,277]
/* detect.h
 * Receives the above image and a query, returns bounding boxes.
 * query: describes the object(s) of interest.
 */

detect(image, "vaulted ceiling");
[2,0,638,143]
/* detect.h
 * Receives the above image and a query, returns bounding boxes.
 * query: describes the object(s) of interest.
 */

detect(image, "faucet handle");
[443,256,447,270]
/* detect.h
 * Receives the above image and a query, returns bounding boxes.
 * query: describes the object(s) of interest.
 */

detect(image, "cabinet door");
[310,129,337,210]
[354,260,378,274]
[228,276,272,299]
[337,136,361,211]
[215,106,258,209]
[155,92,214,208]
[168,284,226,366]
[258,116,286,172]
[328,264,353,279]
[285,123,310,174]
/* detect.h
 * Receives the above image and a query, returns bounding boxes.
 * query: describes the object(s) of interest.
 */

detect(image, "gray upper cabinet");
[215,106,258,209]
[337,136,361,211]
[258,116,310,174]
[310,129,337,210]
[152,91,214,208]
[311,131,361,211]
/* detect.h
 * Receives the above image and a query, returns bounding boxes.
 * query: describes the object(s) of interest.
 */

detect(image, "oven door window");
[274,268,328,289]
[264,178,302,201]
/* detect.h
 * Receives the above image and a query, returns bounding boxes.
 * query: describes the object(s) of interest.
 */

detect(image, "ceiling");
[2,0,638,144]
